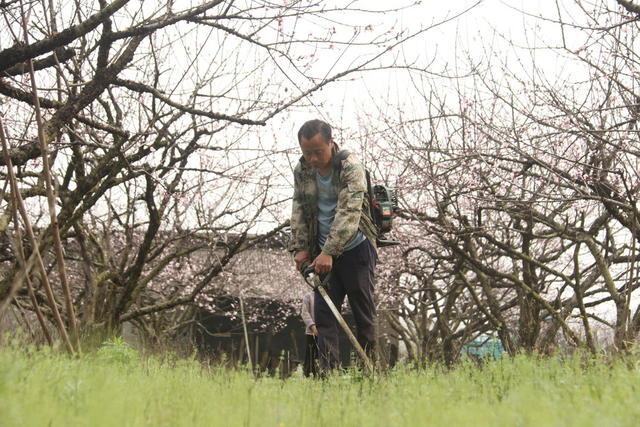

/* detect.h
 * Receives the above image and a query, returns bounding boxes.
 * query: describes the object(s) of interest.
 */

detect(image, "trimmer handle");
[300,260,322,289]
[300,260,315,279]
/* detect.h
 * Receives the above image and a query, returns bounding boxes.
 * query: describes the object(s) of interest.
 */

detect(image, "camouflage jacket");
[289,150,378,258]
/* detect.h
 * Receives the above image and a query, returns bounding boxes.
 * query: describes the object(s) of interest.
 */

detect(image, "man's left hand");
[311,253,333,275]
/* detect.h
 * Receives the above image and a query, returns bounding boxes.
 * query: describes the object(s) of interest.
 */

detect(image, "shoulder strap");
[334,150,375,219]
[332,150,350,185]
[332,149,350,171]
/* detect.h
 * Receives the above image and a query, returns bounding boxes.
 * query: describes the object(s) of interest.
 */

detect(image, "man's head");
[298,119,334,174]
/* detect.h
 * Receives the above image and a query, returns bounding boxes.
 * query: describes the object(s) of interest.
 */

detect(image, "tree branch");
[113,78,266,125]
[616,0,640,15]
[2,48,75,76]
[0,0,129,72]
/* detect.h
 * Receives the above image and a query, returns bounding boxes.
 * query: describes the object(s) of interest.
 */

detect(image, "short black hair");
[297,119,332,143]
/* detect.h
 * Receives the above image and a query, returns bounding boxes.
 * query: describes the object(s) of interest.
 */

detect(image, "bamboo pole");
[239,292,253,371]
[20,3,80,352]
[0,119,74,354]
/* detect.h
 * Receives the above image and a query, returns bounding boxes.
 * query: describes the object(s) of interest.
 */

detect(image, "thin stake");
[20,2,80,352]
[0,119,74,355]
[239,292,253,371]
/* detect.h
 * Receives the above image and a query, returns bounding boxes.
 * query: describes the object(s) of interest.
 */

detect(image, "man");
[289,119,378,372]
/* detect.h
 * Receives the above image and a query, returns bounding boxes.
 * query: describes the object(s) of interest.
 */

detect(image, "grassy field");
[1,338,639,426]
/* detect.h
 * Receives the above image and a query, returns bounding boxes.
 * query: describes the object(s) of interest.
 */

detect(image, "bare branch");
[0,0,129,72]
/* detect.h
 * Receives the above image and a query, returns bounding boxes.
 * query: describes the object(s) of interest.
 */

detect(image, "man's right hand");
[294,250,311,271]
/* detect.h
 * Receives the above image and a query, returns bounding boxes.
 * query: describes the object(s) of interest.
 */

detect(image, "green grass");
[2,338,640,426]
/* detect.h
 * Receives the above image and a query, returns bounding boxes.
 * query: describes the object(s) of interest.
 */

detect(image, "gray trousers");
[314,239,377,371]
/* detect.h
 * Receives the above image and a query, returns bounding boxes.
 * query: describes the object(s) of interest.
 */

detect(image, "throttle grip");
[300,260,315,278]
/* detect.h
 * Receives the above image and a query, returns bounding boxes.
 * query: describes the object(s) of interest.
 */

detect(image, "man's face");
[299,133,334,173]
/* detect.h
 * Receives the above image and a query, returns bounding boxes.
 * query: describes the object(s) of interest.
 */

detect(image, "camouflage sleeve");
[322,157,365,256]
[288,165,311,254]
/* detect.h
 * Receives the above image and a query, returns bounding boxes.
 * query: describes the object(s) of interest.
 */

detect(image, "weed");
[2,342,640,426]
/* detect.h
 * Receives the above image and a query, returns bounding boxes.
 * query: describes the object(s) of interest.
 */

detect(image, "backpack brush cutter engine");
[333,150,400,248]
[369,183,400,247]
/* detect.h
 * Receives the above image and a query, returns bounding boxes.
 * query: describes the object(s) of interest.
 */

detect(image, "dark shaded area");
[194,297,398,376]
